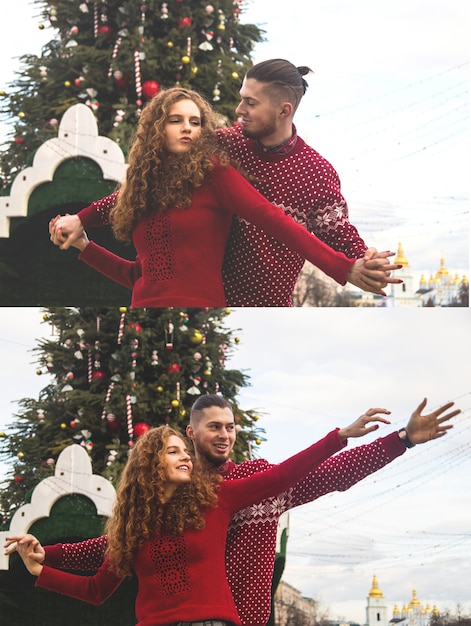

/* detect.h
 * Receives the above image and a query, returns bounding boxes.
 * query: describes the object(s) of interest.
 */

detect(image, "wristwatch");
[398,428,415,448]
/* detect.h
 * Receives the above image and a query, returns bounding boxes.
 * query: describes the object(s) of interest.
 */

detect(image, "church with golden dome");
[387,243,468,307]
[366,575,440,626]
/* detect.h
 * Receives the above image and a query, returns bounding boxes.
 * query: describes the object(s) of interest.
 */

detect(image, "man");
[218,59,384,305]
[49,59,402,304]
[5,394,459,626]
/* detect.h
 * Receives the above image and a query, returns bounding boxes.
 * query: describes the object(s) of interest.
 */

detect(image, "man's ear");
[280,102,293,117]
[186,424,194,440]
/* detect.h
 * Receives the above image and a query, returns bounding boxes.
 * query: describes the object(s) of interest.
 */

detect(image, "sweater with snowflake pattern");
[43,431,406,625]
[216,125,368,305]
[37,430,344,625]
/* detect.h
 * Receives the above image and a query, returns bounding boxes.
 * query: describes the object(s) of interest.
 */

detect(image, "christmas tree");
[0,306,263,514]
[0,0,264,183]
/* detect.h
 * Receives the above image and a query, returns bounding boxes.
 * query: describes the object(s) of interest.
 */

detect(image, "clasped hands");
[347,247,403,296]
[49,214,88,251]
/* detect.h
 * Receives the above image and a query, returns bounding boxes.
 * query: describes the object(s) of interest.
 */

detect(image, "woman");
[10,414,390,625]
[49,87,401,306]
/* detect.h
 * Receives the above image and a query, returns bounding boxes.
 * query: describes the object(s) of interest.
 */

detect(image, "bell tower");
[366,575,389,626]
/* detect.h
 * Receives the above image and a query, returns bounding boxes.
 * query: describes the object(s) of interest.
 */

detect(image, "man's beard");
[241,118,277,140]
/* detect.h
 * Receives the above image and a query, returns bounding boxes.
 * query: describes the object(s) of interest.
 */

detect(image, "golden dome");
[394,242,409,267]
[369,575,383,598]
[393,605,400,615]
[433,605,440,615]
[410,589,421,606]
[436,257,449,277]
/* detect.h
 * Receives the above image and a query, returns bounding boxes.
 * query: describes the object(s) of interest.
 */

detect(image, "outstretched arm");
[4,533,122,605]
[49,192,119,250]
[5,534,108,573]
[276,398,460,510]
[226,411,392,514]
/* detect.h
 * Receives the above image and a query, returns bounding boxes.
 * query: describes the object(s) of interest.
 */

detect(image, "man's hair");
[190,394,232,425]
[246,58,313,113]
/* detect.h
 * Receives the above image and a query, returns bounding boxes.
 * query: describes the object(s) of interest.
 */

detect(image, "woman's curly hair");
[111,87,231,242]
[105,425,220,577]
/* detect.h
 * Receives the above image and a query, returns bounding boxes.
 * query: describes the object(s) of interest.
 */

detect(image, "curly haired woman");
[49,87,401,306]
[9,413,393,626]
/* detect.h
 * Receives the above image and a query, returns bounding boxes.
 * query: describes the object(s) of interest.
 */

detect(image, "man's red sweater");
[216,125,368,305]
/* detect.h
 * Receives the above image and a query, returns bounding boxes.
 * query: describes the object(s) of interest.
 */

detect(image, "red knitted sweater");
[216,125,368,305]
[77,163,354,307]
[37,430,344,626]
[43,432,406,625]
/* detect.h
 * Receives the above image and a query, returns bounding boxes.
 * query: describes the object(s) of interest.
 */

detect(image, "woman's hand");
[338,408,391,442]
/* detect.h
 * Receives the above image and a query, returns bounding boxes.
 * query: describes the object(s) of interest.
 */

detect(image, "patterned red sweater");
[37,430,344,626]
[216,125,368,305]
[77,163,354,307]
[43,432,406,626]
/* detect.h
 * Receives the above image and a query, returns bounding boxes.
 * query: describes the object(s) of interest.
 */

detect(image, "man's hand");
[338,408,391,442]
[404,398,460,445]
[49,213,84,250]
[4,534,45,577]
[347,250,403,296]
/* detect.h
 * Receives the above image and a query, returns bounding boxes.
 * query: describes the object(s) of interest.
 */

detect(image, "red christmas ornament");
[14,137,25,144]
[129,322,142,333]
[97,24,113,40]
[92,370,106,382]
[114,73,129,89]
[179,16,193,28]
[167,363,181,374]
[14,476,23,482]
[133,422,151,438]
[106,413,122,431]
[142,80,160,99]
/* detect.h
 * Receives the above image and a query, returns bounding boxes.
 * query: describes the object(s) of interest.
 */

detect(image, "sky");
[0,0,469,281]
[0,307,470,623]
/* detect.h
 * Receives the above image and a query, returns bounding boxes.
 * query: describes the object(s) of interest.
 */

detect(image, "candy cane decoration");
[87,351,93,383]
[126,393,133,439]
[108,37,123,78]
[101,382,115,420]
[93,2,99,38]
[134,49,142,100]
[117,311,126,344]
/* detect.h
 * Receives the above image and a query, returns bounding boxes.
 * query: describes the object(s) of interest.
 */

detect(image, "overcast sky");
[0,307,470,622]
[0,0,469,279]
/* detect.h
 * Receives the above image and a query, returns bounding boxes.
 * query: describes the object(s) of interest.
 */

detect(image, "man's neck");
[258,124,294,149]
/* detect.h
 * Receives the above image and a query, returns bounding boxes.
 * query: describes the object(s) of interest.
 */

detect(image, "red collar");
[255,125,298,155]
